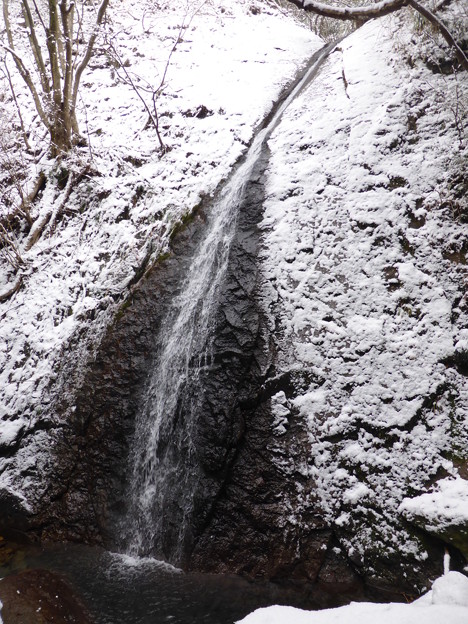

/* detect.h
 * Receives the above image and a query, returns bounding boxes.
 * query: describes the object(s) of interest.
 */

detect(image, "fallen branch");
[45,170,78,234]
[24,168,81,251]
[287,0,406,21]
[20,171,47,224]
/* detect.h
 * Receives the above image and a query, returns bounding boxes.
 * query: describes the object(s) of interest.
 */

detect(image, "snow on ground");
[0,0,321,502]
[237,571,468,623]
[260,8,468,574]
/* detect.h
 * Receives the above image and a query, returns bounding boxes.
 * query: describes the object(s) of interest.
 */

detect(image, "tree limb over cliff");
[286,0,468,71]
[287,0,406,20]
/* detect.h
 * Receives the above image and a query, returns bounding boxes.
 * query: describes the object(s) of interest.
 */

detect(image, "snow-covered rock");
[432,571,468,607]
[259,7,468,581]
[400,478,468,559]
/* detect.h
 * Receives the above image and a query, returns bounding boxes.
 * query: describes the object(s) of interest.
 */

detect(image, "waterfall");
[125,42,336,564]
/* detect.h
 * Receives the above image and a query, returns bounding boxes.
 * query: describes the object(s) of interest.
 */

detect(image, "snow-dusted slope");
[0,0,321,509]
[260,8,468,580]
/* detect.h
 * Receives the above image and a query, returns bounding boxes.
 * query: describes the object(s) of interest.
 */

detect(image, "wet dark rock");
[0,489,31,535]
[0,569,93,624]
[182,105,214,119]
[30,205,214,548]
[443,350,468,376]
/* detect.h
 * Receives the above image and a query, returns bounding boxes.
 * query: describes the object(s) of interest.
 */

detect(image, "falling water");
[126,42,336,564]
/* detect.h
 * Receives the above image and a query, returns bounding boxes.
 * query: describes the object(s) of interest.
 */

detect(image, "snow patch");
[400,477,468,530]
[237,573,468,623]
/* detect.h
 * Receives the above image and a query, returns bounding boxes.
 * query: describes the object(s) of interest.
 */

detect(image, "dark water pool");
[0,543,319,624]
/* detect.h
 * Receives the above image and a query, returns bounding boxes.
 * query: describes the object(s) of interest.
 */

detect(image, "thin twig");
[1,59,31,151]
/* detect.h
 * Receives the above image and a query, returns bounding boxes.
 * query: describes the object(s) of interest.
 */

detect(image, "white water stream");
[126,43,335,563]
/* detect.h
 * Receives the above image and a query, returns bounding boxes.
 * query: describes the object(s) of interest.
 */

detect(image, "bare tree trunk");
[2,0,110,157]
[71,0,110,118]
[49,109,73,155]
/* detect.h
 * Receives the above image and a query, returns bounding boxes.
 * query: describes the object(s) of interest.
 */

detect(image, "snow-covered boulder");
[432,571,468,607]
[400,478,468,559]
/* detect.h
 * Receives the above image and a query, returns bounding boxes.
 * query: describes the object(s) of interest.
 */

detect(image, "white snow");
[237,572,468,624]
[271,391,291,436]
[432,571,468,606]
[237,599,468,624]
[260,8,468,570]
[0,418,25,446]
[400,477,468,531]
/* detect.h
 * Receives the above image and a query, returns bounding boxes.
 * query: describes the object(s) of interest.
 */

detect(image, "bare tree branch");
[1,59,32,151]
[286,0,467,70]
[407,0,468,70]
[0,42,51,128]
[106,39,166,151]
[286,0,406,21]
[71,0,110,115]
[105,2,207,153]
[0,224,24,270]
[21,0,50,94]
[30,0,47,31]
[2,0,51,126]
